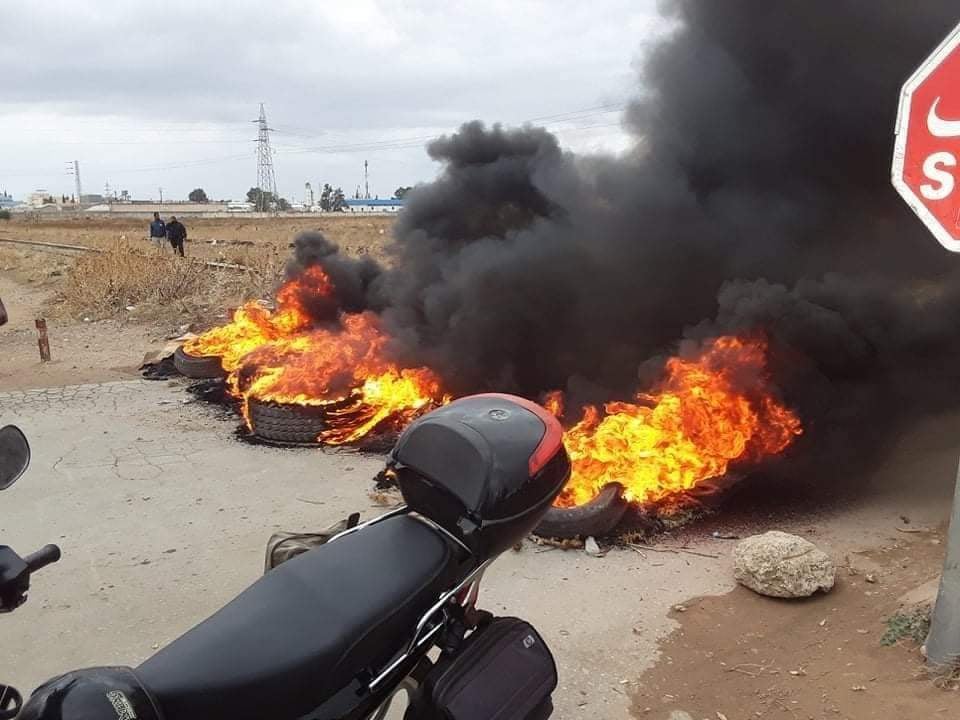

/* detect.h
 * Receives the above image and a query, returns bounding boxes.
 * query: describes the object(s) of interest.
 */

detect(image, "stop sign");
[893,23,960,252]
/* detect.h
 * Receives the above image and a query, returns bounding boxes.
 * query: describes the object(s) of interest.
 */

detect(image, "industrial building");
[343,198,405,213]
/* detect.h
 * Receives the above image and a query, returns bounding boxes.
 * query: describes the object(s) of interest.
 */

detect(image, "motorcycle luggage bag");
[410,617,557,720]
[263,512,360,572]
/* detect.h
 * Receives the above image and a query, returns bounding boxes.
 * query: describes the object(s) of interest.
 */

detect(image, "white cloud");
[0,0,667,200]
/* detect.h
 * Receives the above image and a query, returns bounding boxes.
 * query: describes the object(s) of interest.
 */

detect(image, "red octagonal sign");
[893,23,960,252]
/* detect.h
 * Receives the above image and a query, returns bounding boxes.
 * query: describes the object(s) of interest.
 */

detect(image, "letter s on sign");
[920,151,957,201]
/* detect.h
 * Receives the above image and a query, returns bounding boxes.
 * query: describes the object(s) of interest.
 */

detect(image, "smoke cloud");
[292,1,960,484]
[286,232,382,319]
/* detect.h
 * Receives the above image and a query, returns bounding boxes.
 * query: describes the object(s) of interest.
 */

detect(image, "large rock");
[733,531,836,598]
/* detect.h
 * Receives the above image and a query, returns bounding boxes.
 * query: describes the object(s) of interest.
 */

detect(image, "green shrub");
[881,607,931,646]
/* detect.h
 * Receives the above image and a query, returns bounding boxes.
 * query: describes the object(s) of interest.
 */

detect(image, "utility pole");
[926,461,960,666]
[66,160,82,207]
[158,187,163,205]
[252,103,278,213]
[364,159,370,199]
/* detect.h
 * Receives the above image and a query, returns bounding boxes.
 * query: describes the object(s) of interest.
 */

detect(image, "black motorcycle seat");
[137,515,461,720]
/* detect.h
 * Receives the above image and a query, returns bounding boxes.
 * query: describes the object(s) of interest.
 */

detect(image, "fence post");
[35,318,51,362]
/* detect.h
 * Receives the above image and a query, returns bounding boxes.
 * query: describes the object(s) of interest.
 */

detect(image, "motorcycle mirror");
[0,425,30,490]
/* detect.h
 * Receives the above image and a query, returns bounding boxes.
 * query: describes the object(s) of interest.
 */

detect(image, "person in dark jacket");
[166,216,187,257]
[148,212,166,250]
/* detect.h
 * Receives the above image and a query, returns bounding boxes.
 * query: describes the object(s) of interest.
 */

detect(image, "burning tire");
[682,472,744,509]
[173,346,225,379]
[534,482,628,539]
[247,398,334,445]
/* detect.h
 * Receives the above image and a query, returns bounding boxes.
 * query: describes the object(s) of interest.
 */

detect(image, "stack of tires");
[246,398,332,445]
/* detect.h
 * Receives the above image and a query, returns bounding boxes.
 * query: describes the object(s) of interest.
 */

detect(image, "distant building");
[343,198,405,213]
[86,201,233,215]
[28,189,54,208]
[0,191,15,209]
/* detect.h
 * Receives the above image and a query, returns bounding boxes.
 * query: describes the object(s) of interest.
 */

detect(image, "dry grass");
[928,662,960,691]
[59,241,207,317]
[0,247,21,270]
[4,213,392,325]
[0,213,394,262]
[55,240,286,321]
[220,243,288,300]
[0,246,73,285]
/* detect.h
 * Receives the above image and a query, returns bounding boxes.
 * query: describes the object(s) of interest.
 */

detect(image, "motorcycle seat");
[137,514,463,720]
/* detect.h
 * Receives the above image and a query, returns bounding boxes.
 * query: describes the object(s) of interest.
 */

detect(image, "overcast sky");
[0,0,666,203]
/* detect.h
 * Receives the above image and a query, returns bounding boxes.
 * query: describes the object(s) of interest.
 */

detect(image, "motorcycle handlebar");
[24,544,61,573]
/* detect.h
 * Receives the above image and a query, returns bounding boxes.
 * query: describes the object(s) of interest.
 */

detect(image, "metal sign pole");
[925,458,960,666]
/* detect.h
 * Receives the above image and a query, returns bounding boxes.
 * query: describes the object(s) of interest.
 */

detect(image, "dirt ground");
[0,272,159,390]
[630,534,953,719]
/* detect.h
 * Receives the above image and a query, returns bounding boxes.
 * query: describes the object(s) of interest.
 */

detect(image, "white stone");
[733,531,835,598]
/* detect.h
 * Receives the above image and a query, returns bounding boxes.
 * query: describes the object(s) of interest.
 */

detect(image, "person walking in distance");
[149,212,166,251]
[166,216,187,257]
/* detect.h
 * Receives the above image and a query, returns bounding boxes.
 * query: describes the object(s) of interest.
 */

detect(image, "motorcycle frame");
[303,506,491,720]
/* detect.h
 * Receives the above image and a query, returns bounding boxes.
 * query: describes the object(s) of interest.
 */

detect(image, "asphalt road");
[1,379,955,718]
[0,379,735,719]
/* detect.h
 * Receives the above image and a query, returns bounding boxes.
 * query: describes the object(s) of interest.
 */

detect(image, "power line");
[2,153,251,178]
[1,101,629,185]
[109,153,252,174]
[523,102,627,123]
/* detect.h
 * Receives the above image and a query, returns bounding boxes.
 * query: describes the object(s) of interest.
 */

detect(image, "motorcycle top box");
[390,393,571,557]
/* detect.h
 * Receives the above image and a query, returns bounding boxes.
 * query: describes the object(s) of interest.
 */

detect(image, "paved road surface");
[1,380,954,718]
[0,380,733,718]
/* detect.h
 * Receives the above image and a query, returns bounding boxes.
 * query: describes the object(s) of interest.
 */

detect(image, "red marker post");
[892,21,960,667]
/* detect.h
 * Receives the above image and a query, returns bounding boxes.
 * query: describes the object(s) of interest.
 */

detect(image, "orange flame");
[185,268,801,500]
[186,266,446,444]
[553,337,801,508]
[232,312,446,444]
[182,265,333,372]
[543,390,565,418]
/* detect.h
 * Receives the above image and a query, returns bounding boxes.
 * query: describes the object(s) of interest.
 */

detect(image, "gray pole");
[73,161,82,207]
[926,458,960,667]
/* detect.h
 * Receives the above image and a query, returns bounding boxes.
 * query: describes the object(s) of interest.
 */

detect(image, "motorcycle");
[2,393,570,720]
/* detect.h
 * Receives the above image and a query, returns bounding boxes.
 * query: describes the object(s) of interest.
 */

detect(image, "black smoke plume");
[293,1,960,485]
[283,232,382,324]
